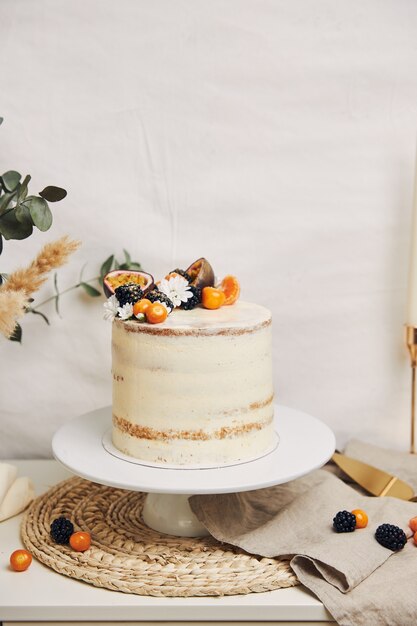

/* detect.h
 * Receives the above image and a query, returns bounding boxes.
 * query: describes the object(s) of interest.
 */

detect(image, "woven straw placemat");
[21,477,297,597]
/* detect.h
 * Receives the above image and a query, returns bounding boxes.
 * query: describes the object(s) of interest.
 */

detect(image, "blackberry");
[375,524,407,551]
[146,290,174,313]
[114,283,143,306]
[50,517,74,544]
[171,268,192,283]
[181,285,202,310]
[333,510,356,533]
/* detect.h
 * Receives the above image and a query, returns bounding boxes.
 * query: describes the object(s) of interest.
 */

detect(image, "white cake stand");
[52,405,335,537]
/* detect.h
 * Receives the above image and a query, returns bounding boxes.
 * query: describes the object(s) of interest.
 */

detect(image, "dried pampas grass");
[2,236,80,297]
[0,289,28,338]
[0,236,80,339]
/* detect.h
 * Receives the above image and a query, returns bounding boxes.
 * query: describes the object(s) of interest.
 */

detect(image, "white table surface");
[0,460,334,624]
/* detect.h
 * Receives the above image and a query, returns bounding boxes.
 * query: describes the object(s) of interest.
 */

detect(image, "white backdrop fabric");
[1,0,417,458]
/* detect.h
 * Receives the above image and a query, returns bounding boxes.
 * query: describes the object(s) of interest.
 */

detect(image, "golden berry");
[146,302,168,324]
[202,287,226,310]
[69,531,91,552]
[351,509,368,529]
[133,299,152,317]
[10,549,32,572]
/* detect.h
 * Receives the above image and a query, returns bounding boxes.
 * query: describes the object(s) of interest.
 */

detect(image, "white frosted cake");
[111,301,274,466]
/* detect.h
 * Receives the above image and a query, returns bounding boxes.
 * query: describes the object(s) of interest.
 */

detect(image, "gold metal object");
[406,325,417,454]
[332,452,414,500]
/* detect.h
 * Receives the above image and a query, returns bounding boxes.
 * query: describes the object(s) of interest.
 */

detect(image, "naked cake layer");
[112,301,274,465]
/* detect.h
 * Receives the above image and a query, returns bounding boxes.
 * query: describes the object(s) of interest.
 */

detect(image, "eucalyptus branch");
[0,117,67,254]
[30,276,101,311]
[24,249,142,330]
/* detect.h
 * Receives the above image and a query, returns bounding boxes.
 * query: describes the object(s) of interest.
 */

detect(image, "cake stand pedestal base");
[142,493,209,537]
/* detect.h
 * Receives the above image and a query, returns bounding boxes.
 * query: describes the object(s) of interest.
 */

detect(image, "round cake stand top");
[52,405,335,495]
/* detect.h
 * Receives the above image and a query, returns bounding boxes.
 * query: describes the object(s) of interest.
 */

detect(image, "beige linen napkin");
[0,463,35,521]
[345,439,417,492]
[190,444,417,626]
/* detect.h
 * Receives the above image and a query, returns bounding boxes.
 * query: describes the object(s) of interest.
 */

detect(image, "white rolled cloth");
[0,463,35,522]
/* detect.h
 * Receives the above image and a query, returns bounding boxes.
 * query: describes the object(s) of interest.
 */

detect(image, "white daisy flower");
[103,295,120,321]
[117,302,134,320]
[158,276,193,308]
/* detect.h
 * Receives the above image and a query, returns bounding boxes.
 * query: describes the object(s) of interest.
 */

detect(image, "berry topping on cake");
[146,290,174,313]
[375,524,407,551]
[146,302,168,324]
[103,258,242,323]
[409,516,417,533]
[180,285,202,310]
[202,286,226,310]
[114,283,144,306]
[50,517,74,544]
[133,299,152,317]
[103,270,154,298]
[333,510,356,533]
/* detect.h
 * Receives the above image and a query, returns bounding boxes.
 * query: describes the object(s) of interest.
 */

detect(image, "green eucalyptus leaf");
[123,249,131,265]
[0,117,3,126]
[0,209,33,240]
[1,170,21,192]
[117,262,129,271]
[128,261,142,270]
[79,261,88,283]
[39,186,67,202]
[100,255,114,282]
[28,309,50,325]
[54,272,61,317]
[0,233,2,255]
[9,323,22,343]
[80,282,101,297]
[17,175,31,203]
[15,203,32,225]
[24,196,52,231]
[0,191,16,214]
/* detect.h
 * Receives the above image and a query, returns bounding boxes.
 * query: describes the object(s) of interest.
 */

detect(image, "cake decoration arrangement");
[102,257,240,324]
[105,257,275,466]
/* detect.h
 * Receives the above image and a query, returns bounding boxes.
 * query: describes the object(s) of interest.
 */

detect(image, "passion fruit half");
[185,258,215,290]
[103,270,154,298]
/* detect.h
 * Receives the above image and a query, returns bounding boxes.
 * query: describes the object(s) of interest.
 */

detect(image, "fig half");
[186,258,215,290]
[103,270,154,298]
